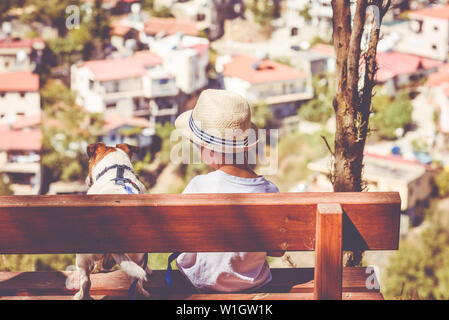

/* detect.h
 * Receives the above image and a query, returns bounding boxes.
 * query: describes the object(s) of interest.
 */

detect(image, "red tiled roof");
[189,43,209,54]
[144,18,199,36]
[0,71,39,92]
[103,114,150,132]
[0,129,41,151]
[131,51,164,67]
[222,55,307,84]
[111,20,132,36]
[0,114,42,131]
[310,43,335,57]
[0,38,44,49]
[375,51,440,82]
[408,5,449,20]
[427,64,449,87]
[81,51,163,81]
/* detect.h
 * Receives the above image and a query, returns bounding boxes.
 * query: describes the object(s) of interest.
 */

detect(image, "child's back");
[177,170,278,292]
[174,89,280,292]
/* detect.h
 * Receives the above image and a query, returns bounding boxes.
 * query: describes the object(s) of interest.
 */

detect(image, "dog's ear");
[87,142,106,159]
[116,143,139,160]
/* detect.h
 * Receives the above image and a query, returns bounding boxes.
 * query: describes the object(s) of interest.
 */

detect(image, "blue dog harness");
[96,164,141,194]
[96,164,145,298]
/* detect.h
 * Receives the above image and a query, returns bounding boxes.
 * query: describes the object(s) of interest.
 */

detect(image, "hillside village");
[0,0,449,298]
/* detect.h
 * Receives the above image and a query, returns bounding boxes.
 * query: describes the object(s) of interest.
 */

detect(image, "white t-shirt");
[176,169,279,293]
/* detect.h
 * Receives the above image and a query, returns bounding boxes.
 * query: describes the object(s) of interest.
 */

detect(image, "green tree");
[435,170,449,198]
[298,74,334,123]
[384,206,449,299]
[251,102,274,128]
[247,0,275,25]
[41,81,103,185]
[370,90,413,140]
[20,0,83,36]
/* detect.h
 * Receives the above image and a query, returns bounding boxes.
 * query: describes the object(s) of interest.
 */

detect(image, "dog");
[73,142,151,300]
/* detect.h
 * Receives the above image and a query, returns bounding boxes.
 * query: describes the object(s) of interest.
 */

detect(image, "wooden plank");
[0,192,400,254]
[314,204,343,300]
[0,292,384,300]
[0,268,380,297]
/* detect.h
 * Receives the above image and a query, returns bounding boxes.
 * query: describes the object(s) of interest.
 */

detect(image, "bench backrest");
[0,192,401,299]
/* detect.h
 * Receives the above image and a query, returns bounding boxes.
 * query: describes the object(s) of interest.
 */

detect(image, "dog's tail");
[112,254,147,281]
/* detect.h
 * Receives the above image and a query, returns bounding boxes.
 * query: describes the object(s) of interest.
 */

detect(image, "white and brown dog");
[74,142,151,300]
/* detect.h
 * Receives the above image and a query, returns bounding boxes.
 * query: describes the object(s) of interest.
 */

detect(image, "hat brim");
[174,110,259,153]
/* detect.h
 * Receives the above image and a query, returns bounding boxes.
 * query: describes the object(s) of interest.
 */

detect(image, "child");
[173,89,282,293]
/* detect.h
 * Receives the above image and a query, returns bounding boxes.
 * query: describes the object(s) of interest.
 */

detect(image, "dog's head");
[86,142,139,186]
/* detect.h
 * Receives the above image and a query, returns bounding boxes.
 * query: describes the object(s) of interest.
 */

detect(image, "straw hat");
[175,89,259,153]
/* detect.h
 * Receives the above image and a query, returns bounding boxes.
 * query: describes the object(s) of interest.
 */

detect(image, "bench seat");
[0,267,382,299]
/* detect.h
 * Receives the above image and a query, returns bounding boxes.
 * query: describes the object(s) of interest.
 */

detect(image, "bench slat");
[0,292,384,300]
[0,268,379,297]
[0,192,400,254]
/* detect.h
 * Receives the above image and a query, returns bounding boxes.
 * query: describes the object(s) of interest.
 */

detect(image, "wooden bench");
[0,192,401,300]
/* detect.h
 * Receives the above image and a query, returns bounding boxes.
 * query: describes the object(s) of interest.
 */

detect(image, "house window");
[0,92,5,98]
[434,25,439,31]
[106,102,117,109]
[197,13,206,21]
[410,19,423,33]
[291,27,298,36]
[158,79,169,85]
[16,112,25,116]
[432,44,438,51]
[89,80,94,90]
[19,92,26,98]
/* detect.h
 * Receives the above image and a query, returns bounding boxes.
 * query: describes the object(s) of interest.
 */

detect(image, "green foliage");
[0,174,13,196]
[435,170,449,198]
[270,129,334,192]
[247,0,275,25]
[384,214,449,299]
[370,90,413,140]
[310,35,333,47]
[0,254,75,271]
[298,4,312,21]
[298,74,334,123]
[154,122,176,165]
[251,102,274,128]
[0,0,28,23]
[20,0,83,36]
[41,81,103,184]
[411,137,429,153]
[151,6,174,18]
[41,80,76,107]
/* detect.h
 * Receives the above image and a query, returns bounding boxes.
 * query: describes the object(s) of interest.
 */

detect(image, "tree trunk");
[331,0,391,266]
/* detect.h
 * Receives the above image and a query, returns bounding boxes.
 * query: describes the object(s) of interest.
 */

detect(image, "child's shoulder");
[182,171,218,194]
[260,177,279,193]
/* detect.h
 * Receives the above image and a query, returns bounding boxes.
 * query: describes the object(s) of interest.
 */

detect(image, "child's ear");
[87,142,106,159]
[116,143,139,160]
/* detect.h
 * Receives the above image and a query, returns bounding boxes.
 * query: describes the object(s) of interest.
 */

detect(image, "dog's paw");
[73,291,93,300]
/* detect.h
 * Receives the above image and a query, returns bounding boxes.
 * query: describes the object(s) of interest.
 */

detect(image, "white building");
[285,0,356,40]
[170,0,244,40]
[149,34,210,95]
[308,152,437,213]
[71,51,180,126]
[0,71,40,120]
[427,64,449,135]
[216,54,313,120]
[0,115,42,195]
[401,5,449,61]
[0,38,45,73]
